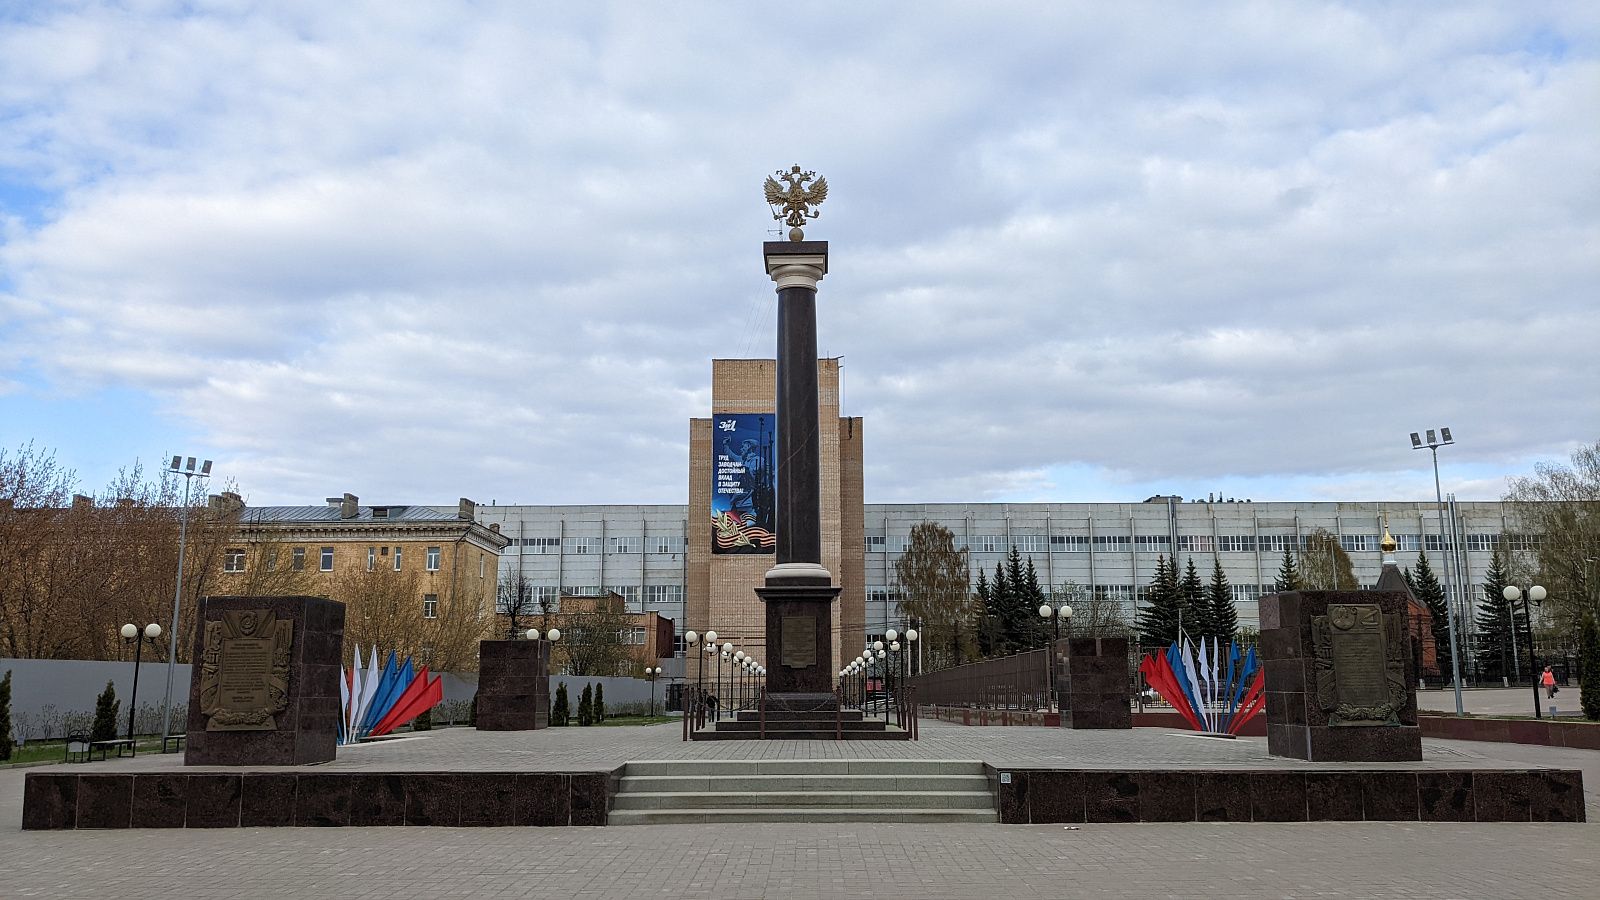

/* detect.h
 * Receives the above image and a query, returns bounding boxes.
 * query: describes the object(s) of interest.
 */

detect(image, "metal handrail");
[759,687,767,738]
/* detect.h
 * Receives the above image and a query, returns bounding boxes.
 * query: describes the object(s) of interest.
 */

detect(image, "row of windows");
[862,532,1533,555]
[512,535,686,554]
[224,545,444,574]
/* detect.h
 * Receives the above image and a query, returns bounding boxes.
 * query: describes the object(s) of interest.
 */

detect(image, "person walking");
[1540,666,1558,699]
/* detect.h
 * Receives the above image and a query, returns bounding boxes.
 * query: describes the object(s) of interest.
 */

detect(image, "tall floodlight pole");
[1410,429,1463,715]
[757,165,842,697]
[161,455,212,739]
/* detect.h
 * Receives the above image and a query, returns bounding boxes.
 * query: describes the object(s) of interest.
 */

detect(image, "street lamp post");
[645,667,661,717]
[1502,585,1547,718]
[1410,429,1464,715]
[121,623,162,754]
[160,455,212,740]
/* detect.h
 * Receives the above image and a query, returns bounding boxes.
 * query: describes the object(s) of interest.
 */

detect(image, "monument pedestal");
[1057,636,1132,729]
[757,582,841,695]
[475,640,550,730]
[184,595,345,767]
[1260,590,1422,762]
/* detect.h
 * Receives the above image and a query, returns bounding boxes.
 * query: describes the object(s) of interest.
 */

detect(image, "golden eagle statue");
[763,165,828,241]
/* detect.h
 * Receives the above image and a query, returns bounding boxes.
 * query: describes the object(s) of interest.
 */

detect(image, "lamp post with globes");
[121,622,162,753]
[734,650,746,710]
[1502,584,1547,718]
[718,643,733,720]
[645,666,661,717]
[522,627,560,726]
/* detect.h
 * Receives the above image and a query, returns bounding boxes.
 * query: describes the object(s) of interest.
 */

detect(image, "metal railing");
[905,648,1051,710]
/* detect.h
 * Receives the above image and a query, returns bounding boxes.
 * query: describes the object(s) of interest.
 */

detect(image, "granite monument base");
[1058,636,1132,729]
[475,639,550,730]
[756,583,841,695]
[183,595,345,767]
[1260,590,1423,762]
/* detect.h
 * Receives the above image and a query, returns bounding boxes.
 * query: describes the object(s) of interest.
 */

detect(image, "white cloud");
[0,2,1596,504]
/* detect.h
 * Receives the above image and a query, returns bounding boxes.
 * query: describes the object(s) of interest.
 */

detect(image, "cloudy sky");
[1,2,1596,508]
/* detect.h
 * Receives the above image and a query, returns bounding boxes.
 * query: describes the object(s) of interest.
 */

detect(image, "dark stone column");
[184,595,344,766]
[475,639,550,730]
[760,241,837,694]
[1060,636,1133,729]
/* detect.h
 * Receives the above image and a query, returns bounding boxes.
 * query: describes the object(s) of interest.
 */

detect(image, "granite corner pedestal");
[183,595,345,767]
[1058,636,1132,729]
[756,581,842,695]
[475,639,550,730]
[1259,590,1422,762]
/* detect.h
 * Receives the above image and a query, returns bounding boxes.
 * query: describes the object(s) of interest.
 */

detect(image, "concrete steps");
[607,759,997,825]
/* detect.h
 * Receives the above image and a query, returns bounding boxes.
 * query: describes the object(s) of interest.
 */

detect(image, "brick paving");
[5,721,1598,898]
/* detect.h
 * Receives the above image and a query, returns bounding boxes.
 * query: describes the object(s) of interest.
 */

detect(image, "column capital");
[764,241,828,292]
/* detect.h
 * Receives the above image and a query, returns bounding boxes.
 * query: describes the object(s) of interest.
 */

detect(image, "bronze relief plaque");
[780,615,816,668]
[1311,603,1407,726]
[199,609,294,731]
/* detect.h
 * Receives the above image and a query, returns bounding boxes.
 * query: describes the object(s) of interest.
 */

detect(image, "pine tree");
[552,683,570,726]
[1272,548,1302,592]
[1411,552,1454,682]
[974,569,998,657]
[1003,547,1031,651]
[90,680,119,743]
[577,684,594,726]
[1179,557,1207,639]
[1138,556,1186,647]
[413,707,432,731]
[1473,553,1521,682]
[991,560,1016,653]
[1022,557,1047,647]
[1579,615,1600,721]
[594,683,605,722]
[0,670,13,761]
[1206,558,1238,642]
[469,693,478,726]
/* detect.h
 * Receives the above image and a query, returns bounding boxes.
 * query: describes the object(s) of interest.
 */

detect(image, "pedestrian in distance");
[1541,666,1558,699]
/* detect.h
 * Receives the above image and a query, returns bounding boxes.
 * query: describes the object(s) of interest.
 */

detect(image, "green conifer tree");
[1022,557,1047,646]
[1003,547,1030,651]
[1138,556,1186,647]
[1206,558,1238,642]
[0,670,13,761]
[413,707,432,731]
[974,568,998,657]
[594,682,605,722]
[1579,616,1600,721]
[577,684,594,726]
[469,693,478,726]
[90,680,120,743]
[1180,557,1208,639]
[552,682,570,726]
[1411,552,1454,681]
[1272,548,1302,592]
[1473,552,1520,682]
[991,560,1015,653]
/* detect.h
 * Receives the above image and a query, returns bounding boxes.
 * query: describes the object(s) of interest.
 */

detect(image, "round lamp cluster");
[523,628,561,641]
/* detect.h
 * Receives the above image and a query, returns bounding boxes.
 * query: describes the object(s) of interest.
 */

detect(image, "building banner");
[711,414,775,554]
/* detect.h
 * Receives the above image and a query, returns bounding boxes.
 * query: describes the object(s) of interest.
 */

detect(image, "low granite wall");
[22,769,618,829]
[1419,713,1600,749]
[990,767,1586,823]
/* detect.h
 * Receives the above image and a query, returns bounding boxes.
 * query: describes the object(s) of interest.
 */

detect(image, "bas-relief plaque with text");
[780,615,817,668]
[198,609,294,731]
[1311,603,1408,726]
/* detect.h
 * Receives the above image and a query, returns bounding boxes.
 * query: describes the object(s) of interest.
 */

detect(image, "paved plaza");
[1417,686,1588,718]
[4,720,1598,898]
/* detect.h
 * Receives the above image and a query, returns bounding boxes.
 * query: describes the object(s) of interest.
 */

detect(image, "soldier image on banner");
[711,414,775,554]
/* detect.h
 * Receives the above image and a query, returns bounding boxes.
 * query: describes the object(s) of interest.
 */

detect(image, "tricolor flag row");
[339,647,444,745]
[1138,636,1265,736]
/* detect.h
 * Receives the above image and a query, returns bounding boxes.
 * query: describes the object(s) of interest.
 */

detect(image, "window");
[320,547,334,572]
[1093,535,1131,551]
[1014,534,1048,554]
[1258,535,1302,553]
[1424,535,1456,552]
[866,535,886,552]
[1135,535,1171,551]
[479,554,486,578]
[1178,535,1214,553]
[393,546,403,571]
[888,534,910,553]
[426,546,441,571]
[264,549,277,572]
[649,535,685,554]
[568,585,603,596]
[292,547,306,571]
[973,534,1003,553]
[567,537,600,554]
[1231,584,1259,604]
[373,507,389,520]
[1466,534,1501,552]
[609,536,642,554]
[626,627,647,645]
[533,585,559,607]
[1217,535,1255,553]
[608,585,641,607]
[223,548,245,573]
[422,594,438,619]
[1051,535,1090,552]
[1505,533,1542,552]
[643,584,683,605]
[523,537,561,554]
[367,547,377,571]
[1339,534,1379,552]
[1393,534,1422,552]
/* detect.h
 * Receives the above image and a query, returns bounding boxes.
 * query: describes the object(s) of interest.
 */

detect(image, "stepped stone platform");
[20,718,1592,828]
[693,695,911,740]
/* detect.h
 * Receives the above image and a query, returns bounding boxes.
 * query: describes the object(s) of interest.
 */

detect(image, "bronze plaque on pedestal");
[780,615,816,668]
[1312,603,1407,726]
[198,609,294,731]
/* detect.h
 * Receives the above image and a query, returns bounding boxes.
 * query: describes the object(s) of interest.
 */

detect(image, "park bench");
[88,738,137,761]
[162,733,186,754]
[64,734,91,764]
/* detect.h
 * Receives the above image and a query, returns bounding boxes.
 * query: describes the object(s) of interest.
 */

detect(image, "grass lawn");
[594,715,676,727]
[4,736,168,767]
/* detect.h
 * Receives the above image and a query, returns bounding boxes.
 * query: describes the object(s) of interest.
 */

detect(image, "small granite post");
[1260,590,1423,761]
[183,595,344,767]
[475,639,551,730]
[1057,636,1133,729]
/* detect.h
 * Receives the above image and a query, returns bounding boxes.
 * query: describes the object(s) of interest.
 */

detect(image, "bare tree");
[894,522,978,670]
[1297,528,1359,590]
[1050,581,1131,638]
[555,593,636,677]
[1505,439,1600,637]
[496,566,542,638]
[333,564,489,672]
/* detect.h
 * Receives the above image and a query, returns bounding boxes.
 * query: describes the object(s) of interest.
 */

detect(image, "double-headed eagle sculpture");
[764,165,828,241]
